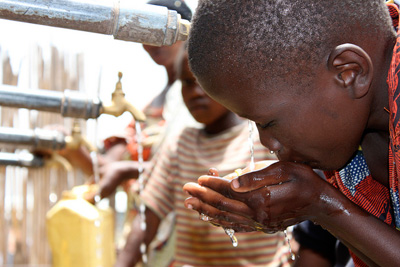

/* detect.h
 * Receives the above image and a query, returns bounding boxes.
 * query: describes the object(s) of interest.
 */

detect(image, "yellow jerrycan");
[46,185,115,267]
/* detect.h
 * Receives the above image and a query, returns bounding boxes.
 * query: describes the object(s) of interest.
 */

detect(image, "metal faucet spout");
[65,120,97,152]
[101,72,146,122]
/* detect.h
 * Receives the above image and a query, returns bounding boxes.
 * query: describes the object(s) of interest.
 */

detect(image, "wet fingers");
[183,182,253,216]
[184,196,257,232]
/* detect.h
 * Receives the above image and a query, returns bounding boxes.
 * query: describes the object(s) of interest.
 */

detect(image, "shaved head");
[188,0,394,93]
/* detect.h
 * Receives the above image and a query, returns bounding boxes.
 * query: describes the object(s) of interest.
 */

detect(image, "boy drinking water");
[116,46,292,266]
[183,1,400,266]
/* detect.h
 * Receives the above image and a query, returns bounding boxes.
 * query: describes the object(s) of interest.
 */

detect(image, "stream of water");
[248,120,295,260]
[135,121,148,264]
[248,120,255,171]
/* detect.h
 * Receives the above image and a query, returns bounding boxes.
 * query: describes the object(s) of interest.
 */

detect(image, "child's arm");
[57,144,94,175]
[116,207,161,267]
[97,160,150,198]
[184,161,400,266]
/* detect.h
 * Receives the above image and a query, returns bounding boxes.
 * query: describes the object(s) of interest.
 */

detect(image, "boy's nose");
[260,135,282,155]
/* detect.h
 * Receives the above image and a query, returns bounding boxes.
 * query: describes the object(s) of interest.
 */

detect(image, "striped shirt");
[141,122,292,267]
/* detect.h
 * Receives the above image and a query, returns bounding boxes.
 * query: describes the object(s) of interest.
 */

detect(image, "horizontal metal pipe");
[0,84,102,119]
[0,0,190,46]
[0,127,66,150]
[0,152,45,168]
[61,89,102,119]
[0,0,115,34]
[0,84,63,112]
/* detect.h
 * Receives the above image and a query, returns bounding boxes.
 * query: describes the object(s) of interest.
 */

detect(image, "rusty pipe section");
[0,0,190,46]
[0,151,45,167]
[0,84,102,119]
[0,126,66,151]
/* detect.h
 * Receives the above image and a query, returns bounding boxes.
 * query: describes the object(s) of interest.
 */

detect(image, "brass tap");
[65,120,97,152]
[45,153,73,172]
[101,72,146,122]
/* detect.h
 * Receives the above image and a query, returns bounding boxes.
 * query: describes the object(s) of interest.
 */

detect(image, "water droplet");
[224,228,238,247]
[200,213,210,221]
[248,120,255,171]
[284,229,295,260]
[140,243,148,263]
[140,220,147,231]
[142,253,148,264]
[139,203,146,213]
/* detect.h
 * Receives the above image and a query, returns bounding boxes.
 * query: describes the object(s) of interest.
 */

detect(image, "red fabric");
[325,170,393,225]
[388,4,400,207]
[387,0,400,234]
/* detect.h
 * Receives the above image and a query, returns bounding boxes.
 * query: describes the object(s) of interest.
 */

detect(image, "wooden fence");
[0,45,87,266]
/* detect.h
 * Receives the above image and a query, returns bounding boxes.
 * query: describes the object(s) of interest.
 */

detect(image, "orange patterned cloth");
[324,150,395,267]
[387,0,400,231]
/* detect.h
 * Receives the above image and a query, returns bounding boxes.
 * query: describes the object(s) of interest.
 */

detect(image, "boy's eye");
[256,120,275,129]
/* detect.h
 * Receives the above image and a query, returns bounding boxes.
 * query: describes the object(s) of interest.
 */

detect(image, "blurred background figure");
[57,0,199,265]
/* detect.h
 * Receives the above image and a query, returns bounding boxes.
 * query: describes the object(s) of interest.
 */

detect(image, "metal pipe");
[0,127,66,151]
[0,152,45,167]
[0,84,102,119]
[0,0,190,46]
[0,79,146,122]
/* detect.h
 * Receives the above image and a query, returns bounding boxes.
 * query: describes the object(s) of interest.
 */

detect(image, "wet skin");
[185,162,334,233]
[183,42,400,266]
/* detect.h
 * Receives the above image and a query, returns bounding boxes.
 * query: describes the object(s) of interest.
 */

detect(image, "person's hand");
[184,162,331,233]
[97,160,143,198]
[84,160,136,203]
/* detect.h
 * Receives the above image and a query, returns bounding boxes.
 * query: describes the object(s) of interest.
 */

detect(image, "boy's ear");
[327,44,373,99]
